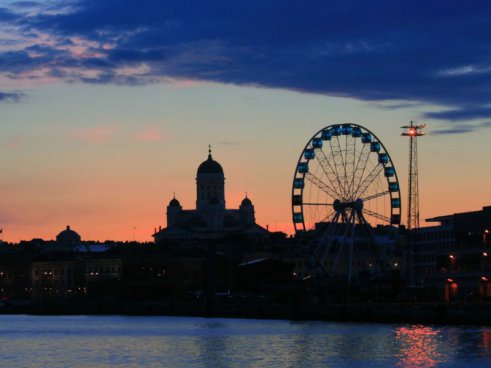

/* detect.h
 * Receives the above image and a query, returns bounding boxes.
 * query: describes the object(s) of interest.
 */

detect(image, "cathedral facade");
[153,149,269,244]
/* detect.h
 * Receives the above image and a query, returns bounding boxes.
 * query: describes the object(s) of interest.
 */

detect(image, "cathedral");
[153,148,269,244]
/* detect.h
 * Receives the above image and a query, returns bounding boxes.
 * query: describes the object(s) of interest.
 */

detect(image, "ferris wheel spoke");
[345,136,357,196]
[349,143,371,199]
[363,208,391,223]
[336,135,349,196]
[314,148,344,198]
[327,138,347,199]
[303,202,334,206]
[304,172,339,200]
[353,164,384,199]
[362,191,389,202]
[318,209,336,222]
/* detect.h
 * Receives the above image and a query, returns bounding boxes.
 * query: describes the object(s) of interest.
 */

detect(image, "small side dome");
[241,197,252,206]
[169,197,181,207]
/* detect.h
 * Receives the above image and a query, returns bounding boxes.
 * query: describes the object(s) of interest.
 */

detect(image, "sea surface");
[0,315,490,367]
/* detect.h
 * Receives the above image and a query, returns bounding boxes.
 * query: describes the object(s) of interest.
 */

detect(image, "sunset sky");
[1,0,491,242]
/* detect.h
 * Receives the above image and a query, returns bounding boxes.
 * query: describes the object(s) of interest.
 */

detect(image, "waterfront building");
[85,258,122,296]
[237,258,293,292]
[412,205,491,301]
[153,149,269,244]
[0,252,31,299]
[121,251,231,297]
[31,259,85,297]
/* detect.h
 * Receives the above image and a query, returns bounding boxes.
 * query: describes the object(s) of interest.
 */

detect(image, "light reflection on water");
[0,315,490,367]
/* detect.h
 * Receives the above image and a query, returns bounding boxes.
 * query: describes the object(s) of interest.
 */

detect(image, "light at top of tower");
[401,122,427,137]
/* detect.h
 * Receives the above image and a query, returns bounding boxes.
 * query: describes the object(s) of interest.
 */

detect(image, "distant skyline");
[1,1,491,242]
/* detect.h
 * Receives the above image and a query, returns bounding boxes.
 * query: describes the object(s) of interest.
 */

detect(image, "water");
[0,315,490,367]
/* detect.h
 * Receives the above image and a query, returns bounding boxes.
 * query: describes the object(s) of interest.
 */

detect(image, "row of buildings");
[149,150,491,302]
[1,150,490,303]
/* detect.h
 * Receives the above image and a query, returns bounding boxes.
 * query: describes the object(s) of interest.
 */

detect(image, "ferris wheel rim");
[291,123,402,234]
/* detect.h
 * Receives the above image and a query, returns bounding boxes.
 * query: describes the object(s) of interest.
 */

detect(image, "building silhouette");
[412,205,491,301]
[153,149,269,243]
[56,225,81,246]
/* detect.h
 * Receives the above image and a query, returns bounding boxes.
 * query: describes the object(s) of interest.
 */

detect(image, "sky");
[1,0,491,242]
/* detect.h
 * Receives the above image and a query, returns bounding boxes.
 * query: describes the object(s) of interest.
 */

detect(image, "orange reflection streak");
[395,325,443,368]
[482,330,491,351]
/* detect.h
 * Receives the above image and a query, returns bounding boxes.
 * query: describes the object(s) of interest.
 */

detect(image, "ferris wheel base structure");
[291,123,402,284]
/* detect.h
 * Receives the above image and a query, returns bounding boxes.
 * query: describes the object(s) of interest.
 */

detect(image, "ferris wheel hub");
[333,198,364,213]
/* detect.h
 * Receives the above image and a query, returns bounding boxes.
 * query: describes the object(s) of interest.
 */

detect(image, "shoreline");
[2,299,491,326]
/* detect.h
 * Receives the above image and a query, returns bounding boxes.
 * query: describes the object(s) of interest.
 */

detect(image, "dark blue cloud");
[431,127,473,135]
[0,7,18,21]
[9,1,40,8]
[0,91,24,103]
[2,0,491,126]
[424,106,491,121]
[431,121,491,135]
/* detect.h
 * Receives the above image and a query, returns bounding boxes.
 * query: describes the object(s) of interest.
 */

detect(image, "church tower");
[196,146,225,211]
[166,195,182,227]
[196,147,225,231]
[239,195,255,226]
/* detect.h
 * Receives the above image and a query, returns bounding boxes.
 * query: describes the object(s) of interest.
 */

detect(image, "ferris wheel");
[291,124,402,282]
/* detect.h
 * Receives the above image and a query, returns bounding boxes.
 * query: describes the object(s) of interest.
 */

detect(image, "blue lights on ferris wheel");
[389,182,399,192]
[312,138,323,148]
[378,153,389,164]
[352,126,362,137]
[361,132,372,143]
[391,198,401,208]
[370,142,381,152]
[304,149,315,159]
[342,125,353,135]
[293,212,304,223]
[331,125,342,136]
[297,162,309,173]
[293,178,304,189]
[321,129,332,140]
[384,167,395,177]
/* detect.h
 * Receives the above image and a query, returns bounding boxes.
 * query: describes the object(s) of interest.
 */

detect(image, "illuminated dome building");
[153,148,269,244]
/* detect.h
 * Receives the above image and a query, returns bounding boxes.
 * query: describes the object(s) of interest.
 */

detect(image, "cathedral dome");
[56,225,81,245]
[197,153,223,175]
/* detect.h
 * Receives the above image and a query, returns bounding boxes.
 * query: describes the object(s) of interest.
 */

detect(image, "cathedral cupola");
[197,150,224,175]
[196,146,225,211]
[166,194,182,227]
[239,193,255,226]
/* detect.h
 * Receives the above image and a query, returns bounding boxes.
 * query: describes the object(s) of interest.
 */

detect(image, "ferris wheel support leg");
[332,211,354,279]
[300,213,339,279]
[347,209,357,283]
[359,215,391,277]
